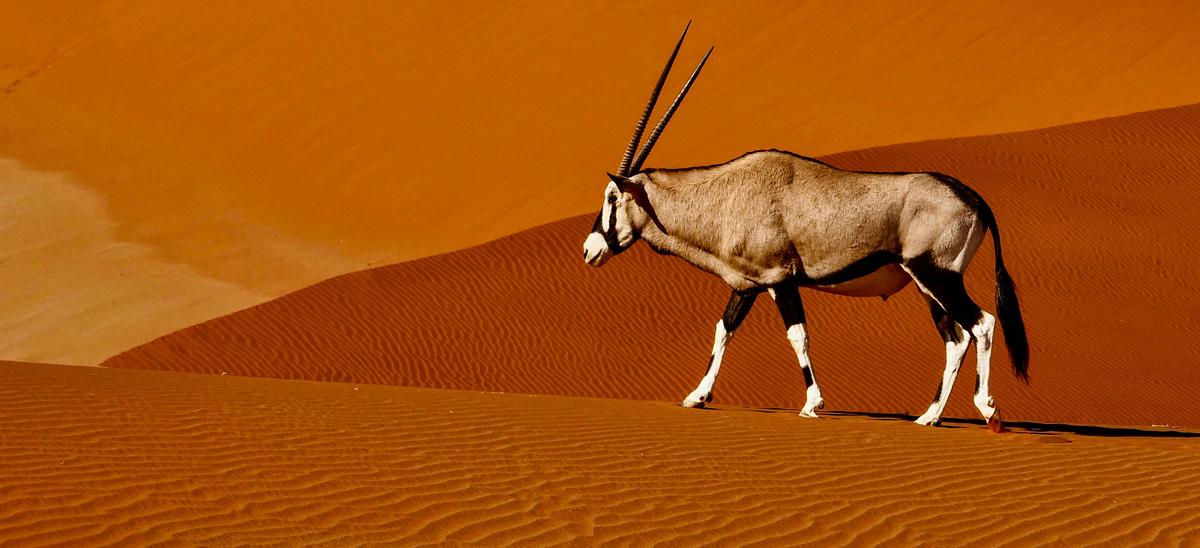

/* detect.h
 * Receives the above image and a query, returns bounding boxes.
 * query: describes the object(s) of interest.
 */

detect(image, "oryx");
[581,24,1029,428]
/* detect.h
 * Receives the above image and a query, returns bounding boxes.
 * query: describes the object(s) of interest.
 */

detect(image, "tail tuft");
[994,259,1029,382]
[983,202,1030,382]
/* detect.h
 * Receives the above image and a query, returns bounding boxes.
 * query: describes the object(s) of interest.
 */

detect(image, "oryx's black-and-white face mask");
[582,179,635,266]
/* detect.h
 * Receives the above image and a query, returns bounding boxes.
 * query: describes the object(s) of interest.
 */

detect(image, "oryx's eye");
[607,194,617,204]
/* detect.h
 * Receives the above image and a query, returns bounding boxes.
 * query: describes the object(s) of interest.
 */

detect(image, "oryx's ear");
[606,172,634,186]
[604,179,621,202]
[606,172,642,195]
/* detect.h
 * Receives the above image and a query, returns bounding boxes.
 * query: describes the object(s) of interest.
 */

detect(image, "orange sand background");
[6,1,1200,363]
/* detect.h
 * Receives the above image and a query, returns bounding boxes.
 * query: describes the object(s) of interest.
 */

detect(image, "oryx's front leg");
[769,284,825,418]
[681,290,757,408]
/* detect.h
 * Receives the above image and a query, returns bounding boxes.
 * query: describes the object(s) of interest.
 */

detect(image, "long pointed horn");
[629,46,713,174]
[617,22,691,176]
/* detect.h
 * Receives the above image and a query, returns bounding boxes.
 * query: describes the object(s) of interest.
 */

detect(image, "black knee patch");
[721,290,758,331]
[771,283,807,328]
[928,300,961,344]
[801,366,814,388]
[930,381,944,404]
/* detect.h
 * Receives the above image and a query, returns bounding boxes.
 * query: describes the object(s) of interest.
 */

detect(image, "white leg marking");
[682,320,731,408]
[785,323,825,418]
[900,265,963,426]
[915,326,971,426]
[768,289,825,418]
[971,311,998,420]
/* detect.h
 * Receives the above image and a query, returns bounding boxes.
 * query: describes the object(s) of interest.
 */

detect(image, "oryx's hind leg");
[769,284,824,418]
[681,290,757,408]
[916,298,971,426]
[903,255,998,426]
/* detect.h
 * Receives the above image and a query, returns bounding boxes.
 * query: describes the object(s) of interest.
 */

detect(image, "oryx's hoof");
[974,394,997,421]
[914,414,941,427]
[987,409,1006,433]
[681,388,712,409]
[798,399,825,418]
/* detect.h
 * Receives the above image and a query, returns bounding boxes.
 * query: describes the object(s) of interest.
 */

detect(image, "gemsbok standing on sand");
[581,24,1029,429]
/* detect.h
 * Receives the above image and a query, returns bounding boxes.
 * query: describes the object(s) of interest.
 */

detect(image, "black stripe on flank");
[793,251,901,287]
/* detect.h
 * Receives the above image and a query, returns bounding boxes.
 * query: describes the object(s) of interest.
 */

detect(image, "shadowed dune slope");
[3,362,1198,546]
[106,104,1200,429]
[6,2,1200,364]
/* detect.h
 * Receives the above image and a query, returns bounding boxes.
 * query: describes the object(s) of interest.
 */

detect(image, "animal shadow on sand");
[825,410,1200,438]
[728,407,1198,438]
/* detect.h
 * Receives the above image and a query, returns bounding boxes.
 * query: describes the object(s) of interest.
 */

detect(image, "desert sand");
[6,2,1200,544]
[3,361,1197,546]
[107,103,1200,430]
[7,1,1200,363]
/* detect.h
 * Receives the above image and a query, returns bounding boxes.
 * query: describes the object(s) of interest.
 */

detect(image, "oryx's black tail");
[982,206,1030,382]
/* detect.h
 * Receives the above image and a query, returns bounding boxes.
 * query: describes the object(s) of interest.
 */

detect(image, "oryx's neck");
[627,169,749,286]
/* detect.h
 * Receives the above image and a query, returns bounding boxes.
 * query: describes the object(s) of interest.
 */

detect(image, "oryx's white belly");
[811,264,912,299]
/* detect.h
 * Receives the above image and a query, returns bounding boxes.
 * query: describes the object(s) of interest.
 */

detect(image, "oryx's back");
[642,149,987,283]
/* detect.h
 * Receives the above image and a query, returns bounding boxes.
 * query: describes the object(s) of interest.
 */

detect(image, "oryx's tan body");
[624,150,987,295]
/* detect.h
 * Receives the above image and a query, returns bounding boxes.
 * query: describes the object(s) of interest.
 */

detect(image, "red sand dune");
[7,2,1200,364]
[3,362,1198,545]
[106,104,1200,429]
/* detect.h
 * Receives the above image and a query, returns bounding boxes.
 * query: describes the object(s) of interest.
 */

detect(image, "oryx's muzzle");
[583,232,609,266]
[583,206,627,266]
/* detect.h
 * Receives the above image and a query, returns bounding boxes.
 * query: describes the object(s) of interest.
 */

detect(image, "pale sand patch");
[0,159,265,364]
